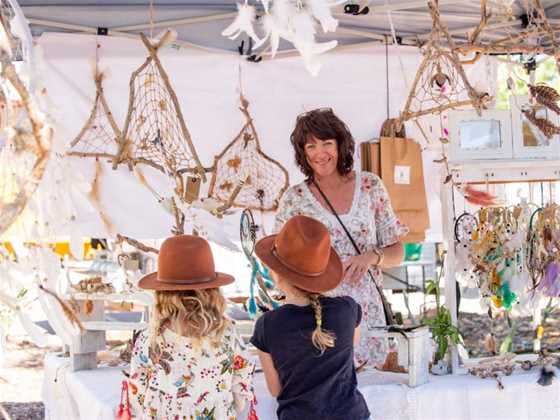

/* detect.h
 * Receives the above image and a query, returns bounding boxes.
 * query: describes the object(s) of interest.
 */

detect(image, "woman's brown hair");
[290,108,355,181]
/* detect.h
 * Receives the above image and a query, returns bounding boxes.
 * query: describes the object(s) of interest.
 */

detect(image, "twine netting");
[67,73,121,159]
[400,1,488,122]
[117,32,204,179]
[208,96,288,212]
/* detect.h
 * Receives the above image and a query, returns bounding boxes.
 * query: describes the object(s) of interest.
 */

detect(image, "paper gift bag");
[380,137,427,212]
[360,141,380,176]
[397,208,430,243]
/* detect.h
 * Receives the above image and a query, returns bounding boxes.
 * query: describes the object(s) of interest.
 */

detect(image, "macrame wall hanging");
[398,0,490,127]
[114,31,206,193]
[67,68,121,160]
[207,94,289,212]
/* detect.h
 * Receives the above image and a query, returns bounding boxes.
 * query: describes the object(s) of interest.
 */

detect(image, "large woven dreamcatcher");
[0,1,52,237]
[114,31,205,188]
[208,94,289,212]
[67,70,121,160]
[399,1,489,125]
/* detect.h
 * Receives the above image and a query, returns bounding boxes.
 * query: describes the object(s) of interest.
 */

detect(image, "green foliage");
[423,279,462,362]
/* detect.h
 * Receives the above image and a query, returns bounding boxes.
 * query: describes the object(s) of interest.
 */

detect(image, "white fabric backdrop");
[6,33,496,243]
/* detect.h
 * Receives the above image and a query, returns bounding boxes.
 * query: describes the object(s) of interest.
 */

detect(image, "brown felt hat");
[139,235,234,291]
[255,215,342,293]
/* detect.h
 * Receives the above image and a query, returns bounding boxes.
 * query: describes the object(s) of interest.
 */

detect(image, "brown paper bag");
[380,137,427,212]
[396,208,430,243]
[360,141,380,176]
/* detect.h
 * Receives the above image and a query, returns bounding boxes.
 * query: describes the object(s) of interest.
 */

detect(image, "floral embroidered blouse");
[274,171,408,366]
[128,323,254,420]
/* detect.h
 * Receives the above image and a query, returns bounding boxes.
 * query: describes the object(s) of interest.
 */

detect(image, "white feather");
[222,3,262,44]
[16,311,48,347]
[308,0,339,32]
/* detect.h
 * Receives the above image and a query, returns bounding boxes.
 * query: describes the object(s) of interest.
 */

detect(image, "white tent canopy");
[18,1,560,54]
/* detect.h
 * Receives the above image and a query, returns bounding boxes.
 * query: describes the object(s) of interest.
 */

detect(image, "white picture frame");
[448,108,513,163]
[510,95,560,159]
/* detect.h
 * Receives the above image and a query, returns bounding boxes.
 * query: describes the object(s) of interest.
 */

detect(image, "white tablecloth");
[43,353,560,420]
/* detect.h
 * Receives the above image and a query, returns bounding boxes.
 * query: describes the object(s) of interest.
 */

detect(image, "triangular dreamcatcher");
[114,31,206,185]
[399,0,489,124]
[67,71,121,159]
[208,94,289,212]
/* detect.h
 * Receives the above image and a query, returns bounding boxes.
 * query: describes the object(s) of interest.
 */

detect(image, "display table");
[43,352,560,419]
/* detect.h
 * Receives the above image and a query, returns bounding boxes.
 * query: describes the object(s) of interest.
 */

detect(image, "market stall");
[1,0,560,419]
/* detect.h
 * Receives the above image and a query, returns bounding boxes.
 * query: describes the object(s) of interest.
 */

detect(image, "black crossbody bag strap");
[311,179,395,325]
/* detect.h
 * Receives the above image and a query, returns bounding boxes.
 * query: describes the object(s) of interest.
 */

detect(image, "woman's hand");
[343,252,379,284]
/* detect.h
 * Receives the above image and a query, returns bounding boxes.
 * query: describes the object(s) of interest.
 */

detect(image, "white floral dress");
[128,323,254,420]
[274,171,408,366]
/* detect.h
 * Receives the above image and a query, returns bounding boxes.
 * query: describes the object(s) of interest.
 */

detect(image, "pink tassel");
[247,393,259,420]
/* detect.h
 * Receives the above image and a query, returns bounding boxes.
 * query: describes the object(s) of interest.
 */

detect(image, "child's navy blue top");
[250,296,370,420]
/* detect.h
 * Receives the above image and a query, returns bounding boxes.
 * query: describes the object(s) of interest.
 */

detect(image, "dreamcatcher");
[67,69,121,160]
[455,206,530,312]
[240,208,278,318]
[527,204,560,297]
[0,0,53,237]
[208,94,289,212]
[114,31,206,189]
[398,0,489,127]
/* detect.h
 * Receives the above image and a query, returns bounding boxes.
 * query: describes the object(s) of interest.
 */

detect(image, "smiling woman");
[274,108,409,367]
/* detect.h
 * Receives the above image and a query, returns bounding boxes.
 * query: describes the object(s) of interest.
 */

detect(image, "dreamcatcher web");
[208,95,289,212]
[117,31,205,180]
[67,72,121,159]
[400,1,488,123]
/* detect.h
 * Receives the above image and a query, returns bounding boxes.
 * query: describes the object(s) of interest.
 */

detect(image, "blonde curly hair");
[149,288,230,348]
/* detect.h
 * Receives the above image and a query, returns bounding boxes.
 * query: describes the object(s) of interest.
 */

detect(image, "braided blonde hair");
[295,287,336,354]
[149,289,230,350]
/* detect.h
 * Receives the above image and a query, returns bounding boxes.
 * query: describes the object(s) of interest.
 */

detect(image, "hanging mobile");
[239,209,278,318]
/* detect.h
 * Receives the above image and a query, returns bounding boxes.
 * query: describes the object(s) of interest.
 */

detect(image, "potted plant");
[422,279,462,374]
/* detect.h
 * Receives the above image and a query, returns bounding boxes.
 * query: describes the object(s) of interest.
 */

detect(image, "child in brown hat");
[128,235,254,419]
[251,215,370,419]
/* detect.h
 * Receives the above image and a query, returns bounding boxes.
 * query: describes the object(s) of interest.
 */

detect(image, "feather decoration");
[38,285,85,334]
[221,3,262,44]
[462,185,498,206]
[529,84,560,115]
[88,159,114,235]
[537,364,556,386]
[483,333,497,355]
[539,262,560,297]
[522,108,560,139]
[308,0,339,32]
